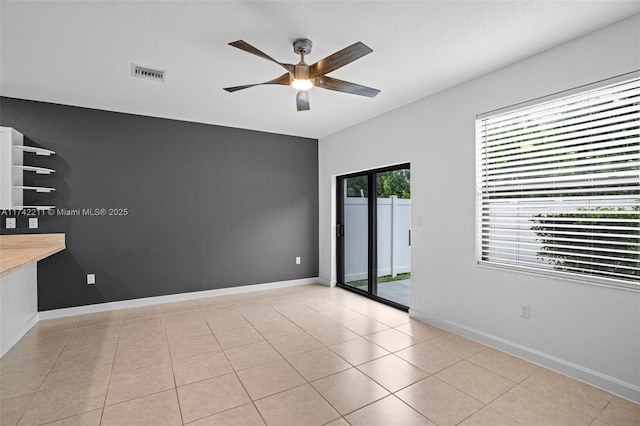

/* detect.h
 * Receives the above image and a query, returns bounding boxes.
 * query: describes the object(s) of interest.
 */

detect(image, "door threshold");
[336,283,409,312]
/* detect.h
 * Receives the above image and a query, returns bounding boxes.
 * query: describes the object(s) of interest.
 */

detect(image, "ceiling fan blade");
[229,40,294,73]
[296,90,310,111]
[223,84,259,93]
[224,73,291,93]
[309,42,373,78]
[315,76,380,98]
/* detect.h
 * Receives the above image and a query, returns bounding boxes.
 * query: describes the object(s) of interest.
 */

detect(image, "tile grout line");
[12,319,78,426]
[594,395,616,424]
[95,315,124,426]
[164,304,201,425]
[312,292,424,424]
[196,302,269,425]
[383,343,514,424]
[278,292,400,423]
[268,293,349,424]
[308,295,463,424]
[237,293,356,424]
[311,295,400,422]
[23,315,120,425]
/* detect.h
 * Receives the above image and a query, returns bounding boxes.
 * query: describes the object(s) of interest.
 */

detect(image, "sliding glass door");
[340,174,370,292]
[337,164,411,309]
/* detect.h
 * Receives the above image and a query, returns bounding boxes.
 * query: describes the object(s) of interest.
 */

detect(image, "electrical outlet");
[416,216,423,226]
[87,274,96,285]
[29,218,38,229]
[521,304,530,318]
[6,218,16,229]
[296,256,301,265]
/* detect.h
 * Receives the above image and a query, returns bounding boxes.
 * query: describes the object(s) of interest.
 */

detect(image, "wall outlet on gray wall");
[87,274,96,285]
[296,256,301,265]
[6,217,16,228]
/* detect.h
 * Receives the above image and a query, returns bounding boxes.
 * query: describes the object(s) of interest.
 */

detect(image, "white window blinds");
[476,73,640,289]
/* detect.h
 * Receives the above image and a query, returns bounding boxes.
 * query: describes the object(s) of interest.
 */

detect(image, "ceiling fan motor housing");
[294,63,310,81]
[293,38,313,55]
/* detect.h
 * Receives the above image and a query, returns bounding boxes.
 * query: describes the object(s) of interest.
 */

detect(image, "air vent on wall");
[131,64,166,82]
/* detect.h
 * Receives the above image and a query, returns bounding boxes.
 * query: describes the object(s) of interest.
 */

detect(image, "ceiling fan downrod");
[293,39,312,82]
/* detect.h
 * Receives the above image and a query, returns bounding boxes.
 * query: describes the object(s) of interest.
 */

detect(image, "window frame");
[475,70,640,291]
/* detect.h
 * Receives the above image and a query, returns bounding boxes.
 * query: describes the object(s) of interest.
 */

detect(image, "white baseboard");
[409,308,640,404]
[317,277,334,287]
[39,277,320,320]
[0,313,38,357]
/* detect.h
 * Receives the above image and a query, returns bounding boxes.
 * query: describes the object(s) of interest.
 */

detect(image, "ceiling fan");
[223,38,380,111]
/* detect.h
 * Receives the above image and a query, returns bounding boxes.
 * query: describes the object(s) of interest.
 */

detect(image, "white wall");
[0,263,38,357]
[318,14,640,402]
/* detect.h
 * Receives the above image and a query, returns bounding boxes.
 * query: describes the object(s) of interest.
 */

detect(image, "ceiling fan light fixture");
[292,79,313,91]
[223,39,379,111]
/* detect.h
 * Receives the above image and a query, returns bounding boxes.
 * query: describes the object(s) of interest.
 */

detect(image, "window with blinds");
[476,73,639,289]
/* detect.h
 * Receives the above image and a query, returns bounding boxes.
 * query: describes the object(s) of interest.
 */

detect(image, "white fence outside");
[344,196,411,281]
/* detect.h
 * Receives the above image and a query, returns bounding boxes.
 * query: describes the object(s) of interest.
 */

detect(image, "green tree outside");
[346,170,410,198]
[530,202,640,281]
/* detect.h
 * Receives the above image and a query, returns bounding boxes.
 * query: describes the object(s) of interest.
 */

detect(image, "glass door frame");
[336,163,410,311]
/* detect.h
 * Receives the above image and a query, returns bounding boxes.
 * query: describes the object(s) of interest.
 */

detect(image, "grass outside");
[349,273,411,288]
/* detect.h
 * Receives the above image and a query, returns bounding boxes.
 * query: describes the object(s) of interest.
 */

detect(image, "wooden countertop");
[0,233,65,276]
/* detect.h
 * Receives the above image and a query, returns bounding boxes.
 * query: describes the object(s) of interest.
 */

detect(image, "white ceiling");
[1,1,639,139]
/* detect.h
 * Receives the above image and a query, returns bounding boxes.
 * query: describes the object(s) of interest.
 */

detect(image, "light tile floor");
[1,284,638,426]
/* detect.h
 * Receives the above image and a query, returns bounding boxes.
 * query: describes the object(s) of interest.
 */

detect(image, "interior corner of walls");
[317,277,334,287]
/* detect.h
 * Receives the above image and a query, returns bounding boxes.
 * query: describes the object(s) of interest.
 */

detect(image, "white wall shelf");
[14,146,56,156]
[14,186,56,193]
[14,165,55,175]
[1,127,56,210]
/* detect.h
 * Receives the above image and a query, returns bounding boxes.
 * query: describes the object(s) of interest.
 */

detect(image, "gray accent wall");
[0,97,319,311]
